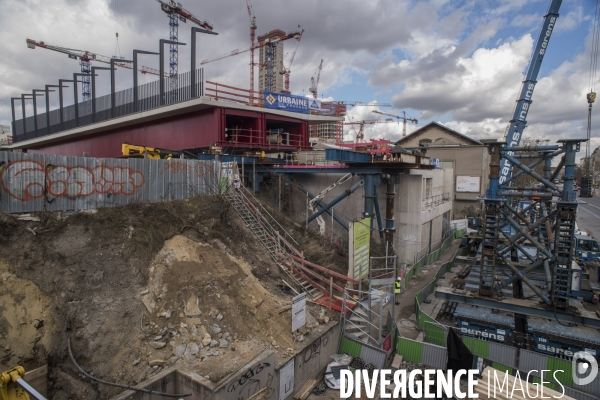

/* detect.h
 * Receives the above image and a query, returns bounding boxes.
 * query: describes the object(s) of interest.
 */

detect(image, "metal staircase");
[479,203,500,297]
[552,205,577,308]
[224,184,320,299]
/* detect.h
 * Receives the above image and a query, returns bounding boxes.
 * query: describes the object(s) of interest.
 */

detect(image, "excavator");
[0,366,46,400]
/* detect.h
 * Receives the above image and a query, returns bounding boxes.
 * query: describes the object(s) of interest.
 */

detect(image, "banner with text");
[349,218,371,280]
[263,91,311,114]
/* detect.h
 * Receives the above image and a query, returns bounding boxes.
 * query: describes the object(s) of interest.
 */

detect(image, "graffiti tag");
[160,161,212,178]
[1,161,145,202]
[303,335,329,363]
[226,362,270,394]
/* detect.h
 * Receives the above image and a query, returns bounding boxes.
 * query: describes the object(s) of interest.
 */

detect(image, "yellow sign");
[265,94,276,105]
[352,218,371,280]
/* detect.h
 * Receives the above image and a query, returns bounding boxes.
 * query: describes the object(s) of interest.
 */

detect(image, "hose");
[67,337,191,398]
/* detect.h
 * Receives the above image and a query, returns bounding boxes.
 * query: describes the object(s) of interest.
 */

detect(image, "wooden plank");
[24,365,47,396]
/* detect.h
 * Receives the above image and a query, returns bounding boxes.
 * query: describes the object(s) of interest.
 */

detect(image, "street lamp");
[45,85,59,134]
[133,50,159,111]
[110,58,133,118]
[91,66,110,122]
[191,27,218,98]
[159,39,186,105]
[58,79,74,131]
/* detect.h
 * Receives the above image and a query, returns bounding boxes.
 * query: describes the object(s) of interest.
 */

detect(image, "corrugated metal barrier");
[0,152,222,213]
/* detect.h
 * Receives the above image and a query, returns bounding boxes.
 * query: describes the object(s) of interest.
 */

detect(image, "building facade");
[395,121,490,219]
[257,30,285,93]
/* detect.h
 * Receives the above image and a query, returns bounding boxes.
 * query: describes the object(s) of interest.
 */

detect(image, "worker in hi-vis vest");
[395,277,402,305]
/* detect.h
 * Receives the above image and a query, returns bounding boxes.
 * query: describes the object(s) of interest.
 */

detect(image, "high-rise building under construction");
[258,29,285,93]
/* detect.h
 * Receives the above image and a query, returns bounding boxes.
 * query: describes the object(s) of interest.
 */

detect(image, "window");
[593,241,600,252]
[419,139,432,147]
[578,239,591,251]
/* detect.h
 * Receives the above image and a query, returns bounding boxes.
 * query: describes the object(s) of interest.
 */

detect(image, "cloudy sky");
[0,0,598,158]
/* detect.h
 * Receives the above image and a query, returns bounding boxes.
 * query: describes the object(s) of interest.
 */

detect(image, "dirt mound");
[0,196,338,399]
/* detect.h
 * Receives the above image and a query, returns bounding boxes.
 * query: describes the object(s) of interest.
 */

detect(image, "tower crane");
[155,0,213,94]
[280,28,304,94]
[372,110,418,137]
[26,38,167,103]
[309,59,323,99]
[344,119,396,143]
[246,0,257,101]
[200,29,302,89]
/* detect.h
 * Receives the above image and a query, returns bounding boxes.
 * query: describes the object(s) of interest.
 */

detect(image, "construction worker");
[395,277,402,305]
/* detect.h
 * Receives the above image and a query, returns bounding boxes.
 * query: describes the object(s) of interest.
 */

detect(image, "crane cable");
[586,0,600,176]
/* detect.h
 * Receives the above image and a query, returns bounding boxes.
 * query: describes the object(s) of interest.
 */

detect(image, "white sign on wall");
[279,359,295,400]
[291,293,306,332]
[456,175,480,193]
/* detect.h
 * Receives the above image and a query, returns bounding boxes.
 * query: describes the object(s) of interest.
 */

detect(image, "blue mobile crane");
[498,0,562,186]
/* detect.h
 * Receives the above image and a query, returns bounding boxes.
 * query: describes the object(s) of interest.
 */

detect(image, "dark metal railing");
[12,69,203,143]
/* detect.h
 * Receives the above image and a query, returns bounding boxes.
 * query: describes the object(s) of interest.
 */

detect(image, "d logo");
[572,351,598,386]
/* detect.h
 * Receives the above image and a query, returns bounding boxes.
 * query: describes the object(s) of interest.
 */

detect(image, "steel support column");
[191,27,218,98]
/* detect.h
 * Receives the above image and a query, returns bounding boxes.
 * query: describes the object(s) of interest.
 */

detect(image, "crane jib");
[498,0,561,185]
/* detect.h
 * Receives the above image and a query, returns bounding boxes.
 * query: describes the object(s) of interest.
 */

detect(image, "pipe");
[374,196,384,239]
[110,58,133,118]
[304,180,364,225]
[502,145,560,152]
[297,185,348,230]
[499,191,553,198]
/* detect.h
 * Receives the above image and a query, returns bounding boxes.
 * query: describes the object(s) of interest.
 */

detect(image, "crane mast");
[156,0,212,96]
[280,28,304,94]
[309,59,323,99]
[246,0,257,103]
[499,0,562,184]
[372,110,417,137]
[344,119,396,142]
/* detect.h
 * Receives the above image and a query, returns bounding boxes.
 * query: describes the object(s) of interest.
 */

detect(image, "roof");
[395,121,483,146]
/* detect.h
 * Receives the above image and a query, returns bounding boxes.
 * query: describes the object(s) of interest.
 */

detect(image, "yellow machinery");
[121,143,162,159]
[0,366,46,400]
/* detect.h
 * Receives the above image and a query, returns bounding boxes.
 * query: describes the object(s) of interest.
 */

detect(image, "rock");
[168,356,179,364]
[187,343,200,356]
[150,341,167,349]
[216,293,221,299]
[191,326,198,336]
[296,334,304,342]
[202,334,212,347]
[216,313,223,322]
[140,289,149,295]
[185,296,202,317]
[154,336,163,341]
[132,358,141,366]
[149,359,165,367]
[223,332,230,340]
[173,344,187,356]
[210,340,219,348]
[219,340,229,348]
[211,325,222,335]
[158,310,172,319]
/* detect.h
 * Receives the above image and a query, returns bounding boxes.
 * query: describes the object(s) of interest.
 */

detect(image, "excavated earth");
[0,197,340,399]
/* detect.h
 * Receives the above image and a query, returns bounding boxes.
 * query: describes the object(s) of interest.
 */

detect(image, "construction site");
[1,0,600,399]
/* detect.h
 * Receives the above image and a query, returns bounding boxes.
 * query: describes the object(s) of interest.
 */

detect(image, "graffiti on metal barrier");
[160,161,213,178]
[1,160,145,202]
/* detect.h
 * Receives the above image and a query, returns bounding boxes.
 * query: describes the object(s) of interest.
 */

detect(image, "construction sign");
[349,218,371,280]
[263,91,310,114]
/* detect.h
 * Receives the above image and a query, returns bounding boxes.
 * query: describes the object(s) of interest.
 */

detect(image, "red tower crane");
[309,59,323,99]
[344,119,397,143]
[280,28,304,94]
[372,110,417,137]
[26,38,167,102]
[246,0,257,102]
